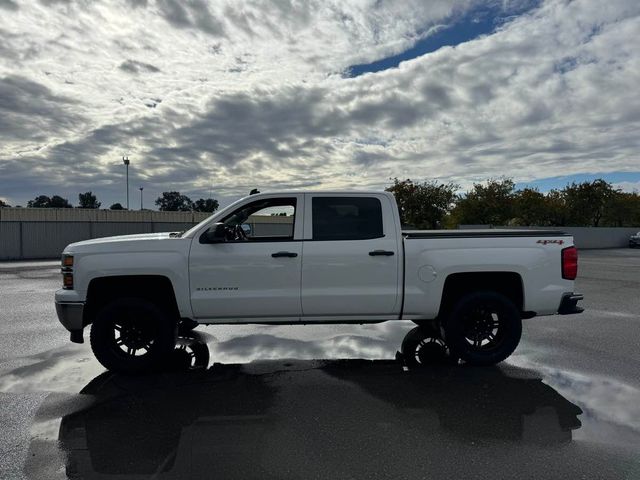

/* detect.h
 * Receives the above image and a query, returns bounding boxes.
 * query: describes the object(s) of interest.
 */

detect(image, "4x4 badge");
[536,239,564,245]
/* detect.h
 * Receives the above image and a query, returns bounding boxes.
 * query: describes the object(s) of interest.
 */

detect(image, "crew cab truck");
[55,191,583,373]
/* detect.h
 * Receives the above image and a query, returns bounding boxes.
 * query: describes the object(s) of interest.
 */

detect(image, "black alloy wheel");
[90,297,177,374]
[444,291,522,366]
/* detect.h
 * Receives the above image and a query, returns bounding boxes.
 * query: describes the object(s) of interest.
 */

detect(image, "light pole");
[122,156,130,210]
[139,187,144,210]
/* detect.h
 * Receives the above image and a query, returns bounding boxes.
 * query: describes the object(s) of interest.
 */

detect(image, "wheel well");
[84,275,180,326]
[439,272,524,317]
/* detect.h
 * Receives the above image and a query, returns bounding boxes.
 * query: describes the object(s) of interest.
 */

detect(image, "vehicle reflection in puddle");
[19,327,632,479]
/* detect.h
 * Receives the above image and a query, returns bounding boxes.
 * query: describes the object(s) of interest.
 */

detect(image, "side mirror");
[200,223,227,244]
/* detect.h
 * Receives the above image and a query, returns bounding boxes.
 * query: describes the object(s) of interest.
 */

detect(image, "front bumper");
[558,293,584,315]
[55,301,85,342]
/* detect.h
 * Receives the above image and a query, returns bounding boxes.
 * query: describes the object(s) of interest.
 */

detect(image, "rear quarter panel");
[402,235,574,319]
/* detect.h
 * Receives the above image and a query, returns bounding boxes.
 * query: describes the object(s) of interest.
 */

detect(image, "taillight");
[562,246,578,280]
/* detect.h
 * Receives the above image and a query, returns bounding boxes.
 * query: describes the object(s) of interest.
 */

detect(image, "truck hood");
[65,232,179,252]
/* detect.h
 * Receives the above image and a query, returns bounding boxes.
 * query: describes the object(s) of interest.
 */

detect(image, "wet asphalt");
[0,249,639,479]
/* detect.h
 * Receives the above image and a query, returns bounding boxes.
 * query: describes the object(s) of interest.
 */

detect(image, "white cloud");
[613,181,640,193]
[0,0,639,207]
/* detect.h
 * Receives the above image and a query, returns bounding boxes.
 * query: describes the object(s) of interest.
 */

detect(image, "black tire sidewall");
[444,291,522,366]
[90,297,177,374]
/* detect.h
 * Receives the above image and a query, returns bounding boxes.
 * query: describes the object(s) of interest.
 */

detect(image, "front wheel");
[444,291,522,366]
[90,297,177,374]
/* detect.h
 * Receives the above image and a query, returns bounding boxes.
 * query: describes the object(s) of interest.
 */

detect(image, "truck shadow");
[27,331,583,479]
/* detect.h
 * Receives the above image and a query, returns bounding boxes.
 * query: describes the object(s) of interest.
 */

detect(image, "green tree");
[603,191,640,227]
[155,191,193,211]
[385,178,458,229]
[27,195,51,208]
[50,195,72,208]
[193,198,219,213]
[78,191,101,209]
[543,189,568,226]
[452,178,515,226]
[27,195,72,208]
[562,179,615,227]
[511,188,548,226]
[109,203,125,210]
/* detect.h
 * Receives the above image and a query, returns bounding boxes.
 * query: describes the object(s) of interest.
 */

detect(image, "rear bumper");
[558,293,584,315]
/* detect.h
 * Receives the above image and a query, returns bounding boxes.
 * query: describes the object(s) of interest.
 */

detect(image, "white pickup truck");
[55,191,583,373]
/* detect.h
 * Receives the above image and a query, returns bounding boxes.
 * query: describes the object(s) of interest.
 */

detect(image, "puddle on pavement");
[1,323,637,479]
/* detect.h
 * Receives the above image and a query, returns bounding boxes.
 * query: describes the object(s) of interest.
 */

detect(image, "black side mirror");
[200,223,227,244]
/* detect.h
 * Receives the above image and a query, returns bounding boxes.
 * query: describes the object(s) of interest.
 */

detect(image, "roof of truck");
[248,191,392,196]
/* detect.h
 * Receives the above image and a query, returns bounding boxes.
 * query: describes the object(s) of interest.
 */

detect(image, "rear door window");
[312,197,383,241]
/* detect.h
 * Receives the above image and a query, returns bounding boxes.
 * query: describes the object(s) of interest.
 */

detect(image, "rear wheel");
[90,297,177,374]
[444,291,521,366]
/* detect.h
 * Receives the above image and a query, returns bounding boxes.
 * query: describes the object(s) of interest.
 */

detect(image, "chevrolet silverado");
[55,191,583,373]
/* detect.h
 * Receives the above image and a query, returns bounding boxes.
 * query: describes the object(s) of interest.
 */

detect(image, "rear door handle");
[369,250,394,256]
[272,251,298,258]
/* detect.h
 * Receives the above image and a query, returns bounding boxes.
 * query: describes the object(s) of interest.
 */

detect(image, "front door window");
[221,198,296,241]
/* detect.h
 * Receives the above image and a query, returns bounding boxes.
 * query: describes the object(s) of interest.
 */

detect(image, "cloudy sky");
[0,0,639,208]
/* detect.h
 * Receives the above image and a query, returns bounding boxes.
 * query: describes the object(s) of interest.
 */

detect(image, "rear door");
[300,194,401,318]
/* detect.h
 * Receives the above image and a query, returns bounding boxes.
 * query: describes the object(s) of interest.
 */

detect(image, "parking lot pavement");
[0,250,639,479]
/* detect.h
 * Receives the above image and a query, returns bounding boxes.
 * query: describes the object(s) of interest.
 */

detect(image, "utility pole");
[139,187,144,210]
[122,156,130,209]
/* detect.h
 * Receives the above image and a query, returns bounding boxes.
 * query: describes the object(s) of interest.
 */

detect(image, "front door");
[301,194,401,317]
[189,195,303,320]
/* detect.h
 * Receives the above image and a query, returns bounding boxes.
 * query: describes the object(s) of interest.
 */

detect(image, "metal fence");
[2,206,637,260]
[0,208,211,260]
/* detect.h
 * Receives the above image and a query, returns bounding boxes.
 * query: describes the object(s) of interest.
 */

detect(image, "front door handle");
[369,250,395,256]
[272,251,298,258]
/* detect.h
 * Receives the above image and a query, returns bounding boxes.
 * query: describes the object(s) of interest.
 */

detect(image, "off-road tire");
[90,297,177,374]
[444,291,521,366]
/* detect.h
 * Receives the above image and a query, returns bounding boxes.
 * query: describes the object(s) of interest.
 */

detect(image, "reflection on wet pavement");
[46,363,581,479]
[508,352,640,448]
[4,252,640,479]
[1,329,634,479]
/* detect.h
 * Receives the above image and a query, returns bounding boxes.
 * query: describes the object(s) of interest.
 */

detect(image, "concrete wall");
[0,207,212,260]
[0,207,211,223]
[246,214,293,237]
[498,226,639,249]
